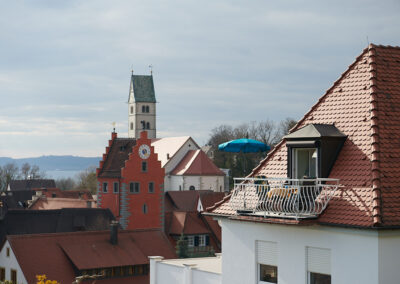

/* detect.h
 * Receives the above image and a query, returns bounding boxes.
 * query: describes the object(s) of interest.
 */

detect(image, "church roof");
[129,75,156,103]
[151,136,198,167]
[171,150,225,176]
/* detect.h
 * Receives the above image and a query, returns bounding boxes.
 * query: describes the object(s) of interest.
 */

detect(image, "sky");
[0,0,399,158]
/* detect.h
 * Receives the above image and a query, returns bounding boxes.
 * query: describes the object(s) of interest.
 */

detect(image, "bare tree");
[75,166,97,194]
[56,178,76,191]
[20,163,31,179]
[0,163,20,191]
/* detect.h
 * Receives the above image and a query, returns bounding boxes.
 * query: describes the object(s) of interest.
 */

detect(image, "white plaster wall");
[156,263,182,284]
[193,269,221,284]
[0,241,28,284]
[169,175,184,191]
[154,262,221,284]
[378,231,400,284]
[128,102,156,139]
[220,219,381,284]
[181,176,224,192]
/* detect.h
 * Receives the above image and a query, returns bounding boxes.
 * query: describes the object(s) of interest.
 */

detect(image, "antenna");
[149,64,153,75]
[366,36,370,46]
[131,65,134,75]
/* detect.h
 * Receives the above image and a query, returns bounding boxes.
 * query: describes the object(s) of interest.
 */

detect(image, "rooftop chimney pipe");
[110,221,119,245]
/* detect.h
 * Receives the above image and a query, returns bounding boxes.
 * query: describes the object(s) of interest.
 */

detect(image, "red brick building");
[97,131,164,230]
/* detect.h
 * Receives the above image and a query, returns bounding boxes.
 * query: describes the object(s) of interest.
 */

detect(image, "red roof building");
[0,228,176,284]
[204,44,400,284]
[97,131,165,230]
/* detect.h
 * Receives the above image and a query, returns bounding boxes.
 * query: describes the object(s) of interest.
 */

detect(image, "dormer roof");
[284,124,346,139]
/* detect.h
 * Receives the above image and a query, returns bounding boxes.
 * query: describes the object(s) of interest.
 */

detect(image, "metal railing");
[229,177,339,219]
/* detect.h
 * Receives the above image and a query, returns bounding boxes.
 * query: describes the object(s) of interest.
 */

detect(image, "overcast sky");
[0,0,399,158]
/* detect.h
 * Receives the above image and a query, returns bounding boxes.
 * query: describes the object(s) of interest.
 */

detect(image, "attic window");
[285,124,346,179]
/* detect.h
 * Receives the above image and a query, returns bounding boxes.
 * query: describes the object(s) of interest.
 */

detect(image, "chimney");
[110,221,119,245]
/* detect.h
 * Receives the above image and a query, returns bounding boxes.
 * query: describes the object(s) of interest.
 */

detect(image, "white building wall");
[169,176,224,192]
[0,240,28,284]
[156,263,182,284]
[193,269,221,284]
[220,219,382,284]
[378,231,400,284]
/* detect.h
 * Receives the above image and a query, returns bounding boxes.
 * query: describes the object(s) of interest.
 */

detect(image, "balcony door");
[292,148,317,179]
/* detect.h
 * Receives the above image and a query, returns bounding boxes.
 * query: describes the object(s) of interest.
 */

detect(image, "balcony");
[229,177,339,219]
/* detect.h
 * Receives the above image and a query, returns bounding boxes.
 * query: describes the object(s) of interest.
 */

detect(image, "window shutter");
[307,247,331,275]
[206,235,210,246]
[194,236,199,246]
[257,241,278,266]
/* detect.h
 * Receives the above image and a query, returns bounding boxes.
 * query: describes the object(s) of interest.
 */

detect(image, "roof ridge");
[370,43,400,50]
[250,46,371,176]
[367,44,382,226]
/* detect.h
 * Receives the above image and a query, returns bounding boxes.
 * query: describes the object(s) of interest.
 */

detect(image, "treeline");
[207,118,296,182]
[0,162,46,191]
[0,163,97,194]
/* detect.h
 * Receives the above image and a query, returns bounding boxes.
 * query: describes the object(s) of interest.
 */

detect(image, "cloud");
[0,0,399,157]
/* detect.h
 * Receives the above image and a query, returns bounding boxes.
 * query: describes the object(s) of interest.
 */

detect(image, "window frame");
[142,204,148,214]
[148,182,154,193]
[198,235,206,247]
[308,272,331,284]
[130,182,140,194]
[0,267,5,281]
[142,161,147,172]
[258,264,278,284]
[292,147,318,179]
[113,182,119,193]
[103,182,108,193]
[187,236,194,247]
[6,247,10,257]
[10,269,17,284]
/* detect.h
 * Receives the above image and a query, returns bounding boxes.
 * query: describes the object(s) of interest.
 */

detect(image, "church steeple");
[128,72,157,139]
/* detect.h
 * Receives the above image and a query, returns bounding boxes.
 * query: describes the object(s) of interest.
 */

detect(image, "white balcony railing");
[229,177,339,219]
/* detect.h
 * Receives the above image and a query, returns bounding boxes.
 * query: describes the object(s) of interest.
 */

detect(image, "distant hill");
[0,155,101,171]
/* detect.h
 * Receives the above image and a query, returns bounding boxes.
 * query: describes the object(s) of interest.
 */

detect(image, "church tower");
[128,72,157,139]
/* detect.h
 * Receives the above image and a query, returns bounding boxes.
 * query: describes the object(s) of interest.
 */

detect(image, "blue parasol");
[218,138,270,153]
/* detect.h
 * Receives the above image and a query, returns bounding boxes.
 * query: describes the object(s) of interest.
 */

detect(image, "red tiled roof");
[167,211,210,235]
[32,188,93,200]
[97,137,136,178]
[165,190,225,212]
[7,229,176,284]
[209,44,400,228]
[171,150,225,176]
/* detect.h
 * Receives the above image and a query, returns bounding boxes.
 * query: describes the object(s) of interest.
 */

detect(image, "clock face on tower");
[138,144,151,159]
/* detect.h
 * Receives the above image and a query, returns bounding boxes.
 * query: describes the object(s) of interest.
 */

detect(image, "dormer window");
[292,148,317,179]
[285,124,346,179]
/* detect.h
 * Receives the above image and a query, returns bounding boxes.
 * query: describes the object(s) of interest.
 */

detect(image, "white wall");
[0,240,28,284]
[220,219,384,284]
[168,175,224,192]
[152,261,221,284]
[378,231,400,284]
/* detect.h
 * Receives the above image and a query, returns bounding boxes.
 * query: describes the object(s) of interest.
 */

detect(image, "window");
[292,148,317,179]
[11,269,17,284]
[260,265,278,284]
[199,235,206,246]
[130,122,133,130]
[309,272,331,284]
[307,247,331,284]
[130,182,140,193]
[103,182,108,193]
[130,106,133,114]
[189,185,195,191]
[148,182,154,193]
[146,122,150,129]
[141,120,145,129]
[0,267,5,281]
[6,247,10,257]
[146,106,150,113]
[142,105,146,112]
[257,241,278,284]
[113,182,119,193]
[187,236,194,247]
[179,185,182,191]
[142,162,147,172]
[142,204,148,214]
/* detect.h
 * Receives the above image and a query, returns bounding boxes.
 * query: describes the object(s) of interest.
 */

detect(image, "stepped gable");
[171,150,225,176]
[97,132,136,178]
[209,44,400,228]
